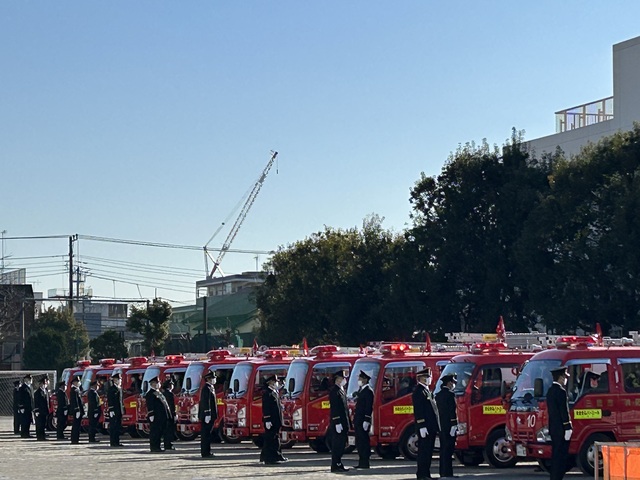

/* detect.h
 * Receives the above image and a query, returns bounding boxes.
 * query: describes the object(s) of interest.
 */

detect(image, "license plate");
[226,428,233,436]
[179,425,186,432]
[348,436,355,446]
[281,432,288,441]
[516,444,527,457]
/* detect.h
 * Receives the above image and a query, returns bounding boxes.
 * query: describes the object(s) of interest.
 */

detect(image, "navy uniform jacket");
[34,386,50,417]
[146,388,171,423]
[546,382,572,438]
[262,387,283,429]
[198,383,218,422]
[412,383,440,434]
[163,389,176,417]
[107,384,124,416]
[56,388,68,416]
[70,385,83,416]
[329,384,350,431]
[88,388,101,417]
[435,386,457,432]
[354,384,373,426]
[18,383,34,413]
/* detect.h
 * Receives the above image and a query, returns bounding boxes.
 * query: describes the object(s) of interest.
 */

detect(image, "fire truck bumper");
[280,430,306,442]
[224,426,248,438]
[122,415,135,427]
[178,422,200,434]
[515,442,551,459]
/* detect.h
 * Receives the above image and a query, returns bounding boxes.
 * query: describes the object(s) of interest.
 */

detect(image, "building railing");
[555,96,613,133]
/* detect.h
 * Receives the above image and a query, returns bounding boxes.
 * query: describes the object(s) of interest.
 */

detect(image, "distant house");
[0,284,36,370]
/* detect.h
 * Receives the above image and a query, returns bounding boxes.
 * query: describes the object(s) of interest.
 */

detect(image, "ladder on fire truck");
[203,150,278,279]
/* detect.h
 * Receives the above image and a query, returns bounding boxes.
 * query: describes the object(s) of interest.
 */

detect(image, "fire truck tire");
[137,426,150,438]
[577,433,610,476]
[455,450,484,466]
[376,444,399,459]
[309,438,330,453]
[399,428,419,460]
[485,428,517,468]
[221,431,241,444]
[176,430,199,441]
[47,414,56,431]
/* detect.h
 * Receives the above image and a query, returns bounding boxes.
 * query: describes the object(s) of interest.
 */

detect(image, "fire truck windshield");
[229,363,253,397]
[510,359,561,402]
[183,364,205,394]
[346,361,380,399]
[434,362,474,395]
[284,361,309,397]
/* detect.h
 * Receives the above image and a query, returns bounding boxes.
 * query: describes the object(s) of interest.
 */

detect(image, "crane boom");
[207,150,278,279]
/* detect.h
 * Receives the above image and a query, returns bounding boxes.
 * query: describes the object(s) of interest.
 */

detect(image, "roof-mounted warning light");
[555,336,597,349]
[164,354,185,365]
[470,342,508,354]
[76,360,91,368]
[310,345,339,358]
[207,349,232,360]
[99,358,116,367]
[380,343,411,356]
[128,356,148,367]
[263,349,288,359]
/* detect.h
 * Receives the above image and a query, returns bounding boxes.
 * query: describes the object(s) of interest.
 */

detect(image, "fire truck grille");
[513,431,534,442]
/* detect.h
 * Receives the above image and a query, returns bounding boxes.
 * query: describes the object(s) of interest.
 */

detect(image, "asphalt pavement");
[0,417,590,480]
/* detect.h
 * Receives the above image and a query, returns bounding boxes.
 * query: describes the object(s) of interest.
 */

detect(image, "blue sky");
[2,2,640,306]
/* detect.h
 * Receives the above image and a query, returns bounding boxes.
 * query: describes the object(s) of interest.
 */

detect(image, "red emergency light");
[129,356,148,367]
[310,345,339,358]
[263,349,288,359]
[470,342,508,354]
[380,343,411,355]
[76,360,91,368]
[555,336,597,349]
[207,349,232,360]
[164,354,185,365]
[99,358,116,367]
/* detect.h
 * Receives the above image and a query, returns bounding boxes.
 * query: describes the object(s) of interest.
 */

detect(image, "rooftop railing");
[555,96,613,133]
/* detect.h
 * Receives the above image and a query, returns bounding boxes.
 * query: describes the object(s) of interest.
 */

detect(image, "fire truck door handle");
[602,410,612,417]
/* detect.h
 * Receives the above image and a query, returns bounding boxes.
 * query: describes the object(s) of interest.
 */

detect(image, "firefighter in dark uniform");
[329,369,351,473]
[146,376,172,452]
[261,374,286,464]
[69,374,84,444]
[547,366,572,480]
[13,380,21,435]
[18,373,34,438]
[199,370,218,458]
[353,370,374,469]
[162,378,177,450]
[412,367,440,479]
[55,381,69,440]
[435,373,458,478]
[107,373,125,447]
[33,375,50,441]
[87,379,102,442]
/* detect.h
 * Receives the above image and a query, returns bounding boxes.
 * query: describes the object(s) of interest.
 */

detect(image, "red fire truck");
[78,358,120,432]
[47,359,93,430]
[434,343,534,467]
[280,345,361,451]
[345,343,457,460]
[103,357,150,436]
[506,335,640,476]
[224,349,295,447]
[135,355,191,437]
[176,349,248,442]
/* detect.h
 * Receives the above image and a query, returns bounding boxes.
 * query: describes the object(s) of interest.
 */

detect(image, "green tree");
[89,330,129,361]
[23,307,89,374]
[126,299,172,355]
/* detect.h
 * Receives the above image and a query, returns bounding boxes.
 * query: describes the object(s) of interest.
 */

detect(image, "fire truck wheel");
[309,438,330,453]
[485,428,517,468]
[47,414,56,431]
[136,426,150,438]
[221,431,241,444]
[176,430,199,441]
[399,428,419,460]
[375,444,399,459]
[455,450,484,466]
[577,433,610,476]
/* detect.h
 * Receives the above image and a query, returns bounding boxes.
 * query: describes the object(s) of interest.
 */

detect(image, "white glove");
[174,416,178,423]
[449,426,457,437]
[149,415,154,423]
[205,415,211,424]
[109,411,115,418]
[336,424,343,434]
[564,429,572,441]
[19,409,24,414]
[420,427,428,438]
[63,410,68,416]
[94,413,99,418]
[265,421,272,430]
[363,421,370,431]
[35,411,39,417]
[75,412,81,419]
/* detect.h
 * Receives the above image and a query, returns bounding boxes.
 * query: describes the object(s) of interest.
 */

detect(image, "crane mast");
[205,150,278,279]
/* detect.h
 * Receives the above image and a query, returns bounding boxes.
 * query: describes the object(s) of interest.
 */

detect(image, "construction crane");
[204,150,278,279]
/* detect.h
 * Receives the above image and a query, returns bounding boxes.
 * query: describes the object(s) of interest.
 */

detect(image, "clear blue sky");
[2,2,640,306]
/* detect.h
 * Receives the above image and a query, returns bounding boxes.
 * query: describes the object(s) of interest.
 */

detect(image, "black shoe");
[164,445,176,450]
[89,439,100,443]
[111,443,125,447]
[353,465,370,469]
[277,456,288,462]
[150,448,164,453]
[331,465,349,472]
[21,435,33,439]
[71,441,80,444]
[201,453,215,458]
[56,437,67,441]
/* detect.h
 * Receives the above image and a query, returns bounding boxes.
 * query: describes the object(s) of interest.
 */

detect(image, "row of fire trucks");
[47,325,640,477]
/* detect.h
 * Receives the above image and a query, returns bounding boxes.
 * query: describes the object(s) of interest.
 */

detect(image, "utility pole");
[68,235,75,312]
[202,295,208,353]
[1,229,6,277]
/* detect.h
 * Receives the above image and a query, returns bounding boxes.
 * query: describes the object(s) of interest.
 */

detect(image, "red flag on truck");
[252,338,259,356]
[496,316,506,343]
[425,332,432,353]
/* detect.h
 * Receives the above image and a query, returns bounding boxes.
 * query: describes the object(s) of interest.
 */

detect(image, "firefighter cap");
[111,373,121,379]
[39,375,50,384]
[585,371,600,381]
[203,370,215,380]
[332,369,348,379]
[23,373,32,380]
[358,370,371,381]
[264,374,280,385]
[72,374,82,383]
[13,380,20,386]
[149,376,160,384]
[162,378,174,389]
[416,367,432,378]
[56,381,65,388]
[440,374,457,385]
[550,366,570,378]
[90,380,98,387]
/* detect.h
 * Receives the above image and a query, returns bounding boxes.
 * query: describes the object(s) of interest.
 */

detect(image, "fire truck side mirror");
[288,378,295,394]
[233,379,240,393]
[500,381,507,398]
[534,378,543,397]
[186,378,192,391]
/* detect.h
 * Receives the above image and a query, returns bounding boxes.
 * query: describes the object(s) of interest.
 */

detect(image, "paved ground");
[0,417,589,480]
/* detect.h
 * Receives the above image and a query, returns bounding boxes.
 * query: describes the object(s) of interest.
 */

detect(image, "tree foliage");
[89,330,129,361]
[23,307,89,374]
[126,299,172,355]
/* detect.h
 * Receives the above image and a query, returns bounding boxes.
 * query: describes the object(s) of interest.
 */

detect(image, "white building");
[527,35,640,158]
